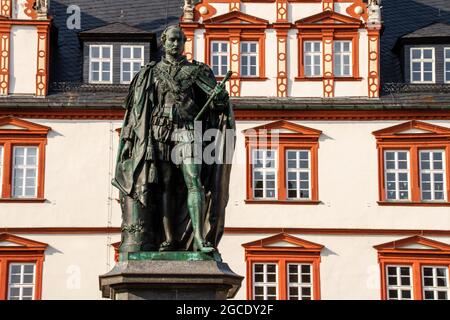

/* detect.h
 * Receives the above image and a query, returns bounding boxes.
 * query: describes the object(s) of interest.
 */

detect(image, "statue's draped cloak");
[112,60,235,250]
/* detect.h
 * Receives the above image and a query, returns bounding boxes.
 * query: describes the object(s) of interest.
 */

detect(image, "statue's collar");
[161,56,187,67]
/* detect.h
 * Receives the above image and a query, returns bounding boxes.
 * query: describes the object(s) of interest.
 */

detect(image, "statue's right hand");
[121,141,133,161]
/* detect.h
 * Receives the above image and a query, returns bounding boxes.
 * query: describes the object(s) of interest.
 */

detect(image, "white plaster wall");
[219,234,450,300]
[334,81,367,97]
[208,3,229,18]
[12,0,32,20]
[225,120,450,230]
[194,29,206,62]
[241,3,277,23]
[1,120,123,227]
[290,81,324,97]
[289,3,322,22]
[334,2,353,16]
[9,26,37,95]
[358,29,369,79]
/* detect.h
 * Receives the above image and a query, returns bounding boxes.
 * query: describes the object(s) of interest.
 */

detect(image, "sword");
[194,70,233,121]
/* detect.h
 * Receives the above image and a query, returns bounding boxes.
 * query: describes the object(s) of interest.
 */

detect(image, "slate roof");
[49,0,184,83]
[380,0,450,84]
[401,22,450,38]
[79,22,151,34]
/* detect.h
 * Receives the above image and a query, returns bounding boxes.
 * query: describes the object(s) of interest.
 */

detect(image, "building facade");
[1,0,450,300]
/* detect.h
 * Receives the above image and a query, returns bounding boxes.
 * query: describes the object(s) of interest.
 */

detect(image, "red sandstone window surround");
[375,236,450,300]
[373,120,450,206]
[243,233,323,300]
[244,120,321,204]
[0,233,47,300]
[0,117,50,202]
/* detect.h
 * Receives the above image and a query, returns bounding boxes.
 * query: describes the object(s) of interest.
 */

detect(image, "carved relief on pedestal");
[0,26,10,95]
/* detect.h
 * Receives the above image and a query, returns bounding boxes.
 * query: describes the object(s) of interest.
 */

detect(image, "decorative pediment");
[0,233,48,252]
[372,120,450,140]
[0,116,51,136]
[243,233,324,254]
[296,10,363,27]
[374,236,450,255]
[243,120,322,138]
[204,11,269,26]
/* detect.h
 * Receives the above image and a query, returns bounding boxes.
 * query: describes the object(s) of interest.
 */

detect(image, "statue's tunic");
[150,57,202,163]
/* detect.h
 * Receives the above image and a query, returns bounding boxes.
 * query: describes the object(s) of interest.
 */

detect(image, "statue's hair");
[160,25,187,44]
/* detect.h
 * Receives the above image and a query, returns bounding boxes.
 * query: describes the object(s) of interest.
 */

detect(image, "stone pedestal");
[99,253,243,300]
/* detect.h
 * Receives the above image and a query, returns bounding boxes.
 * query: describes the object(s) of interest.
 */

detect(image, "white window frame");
[7,263,36,300]
[0,145,3,197]
[120,45,144,84]
[410,47,435,84]
[385,265,413,300]
[445,48,450,84]
[287,263,314,300]
[419,150,447,202]
[422,266,449,300]
[89,45,113,84]
[384,150,411,201]
[12,146,39,199]
[334,40,352,77]
[304,41,322,77]
[286,150,311,200]
[252,263,278,300]
[252,149,278,200]
[210,41,229,77]
[240,41,259,77]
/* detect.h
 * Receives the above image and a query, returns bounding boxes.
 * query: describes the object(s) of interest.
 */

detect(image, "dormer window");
[410,48,435,83]
[445,48,450,83]
[89,45,113,84]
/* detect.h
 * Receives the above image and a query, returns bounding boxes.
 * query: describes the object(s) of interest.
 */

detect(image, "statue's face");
[164,28,185,57]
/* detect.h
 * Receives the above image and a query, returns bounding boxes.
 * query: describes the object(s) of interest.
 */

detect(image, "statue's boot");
[194,238,216,253]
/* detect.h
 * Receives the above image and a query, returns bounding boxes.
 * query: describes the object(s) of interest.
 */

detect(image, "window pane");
[122,47,131,59]
[423,49,433,59]
[133,47,142,59]
[102,47,111,59]
[411,49,421,59]
[91,46,100,58]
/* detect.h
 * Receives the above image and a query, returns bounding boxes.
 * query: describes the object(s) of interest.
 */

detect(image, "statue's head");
[161,25,186,58]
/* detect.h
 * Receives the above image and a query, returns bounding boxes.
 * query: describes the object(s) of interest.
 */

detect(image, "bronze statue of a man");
[113,25,235,257]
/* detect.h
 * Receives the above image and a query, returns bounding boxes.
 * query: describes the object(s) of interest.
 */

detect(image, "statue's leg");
[119,192,146,254]
[158,161,176,251]
[180,160,214,253]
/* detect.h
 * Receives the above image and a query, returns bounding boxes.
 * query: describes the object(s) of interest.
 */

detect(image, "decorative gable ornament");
[0,116,51,137]
[0,233,48,252]
[372,120,450,142]
[374,235,450,256]
[242,233,324,255]
[296,10,363,28]
[243,120,322,141]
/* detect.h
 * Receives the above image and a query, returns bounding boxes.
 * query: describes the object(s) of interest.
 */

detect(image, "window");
[12,146,38,198]
[121,46,144,84]
[253,263,278,300]
[8,264,36,300]
[241,42,258,77]
[0,117,50,201]
[89,45,113,84]
[445,48,450,83]
[384,150,410,201]
[0,233,47,300]
[420,150,446,201]
[252,149,277,199]
[286,150,311,200]
[373,121,450,206]
[334,41,352,77]
[211,41,229,77]
[287,264,313,300]
[244,233,323,300]
[422,266,449,300]
[304,41,322,77]
[244,121,321,203]
[385,265,413,300]
[410,48,435,83]
[375,235,450,300]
